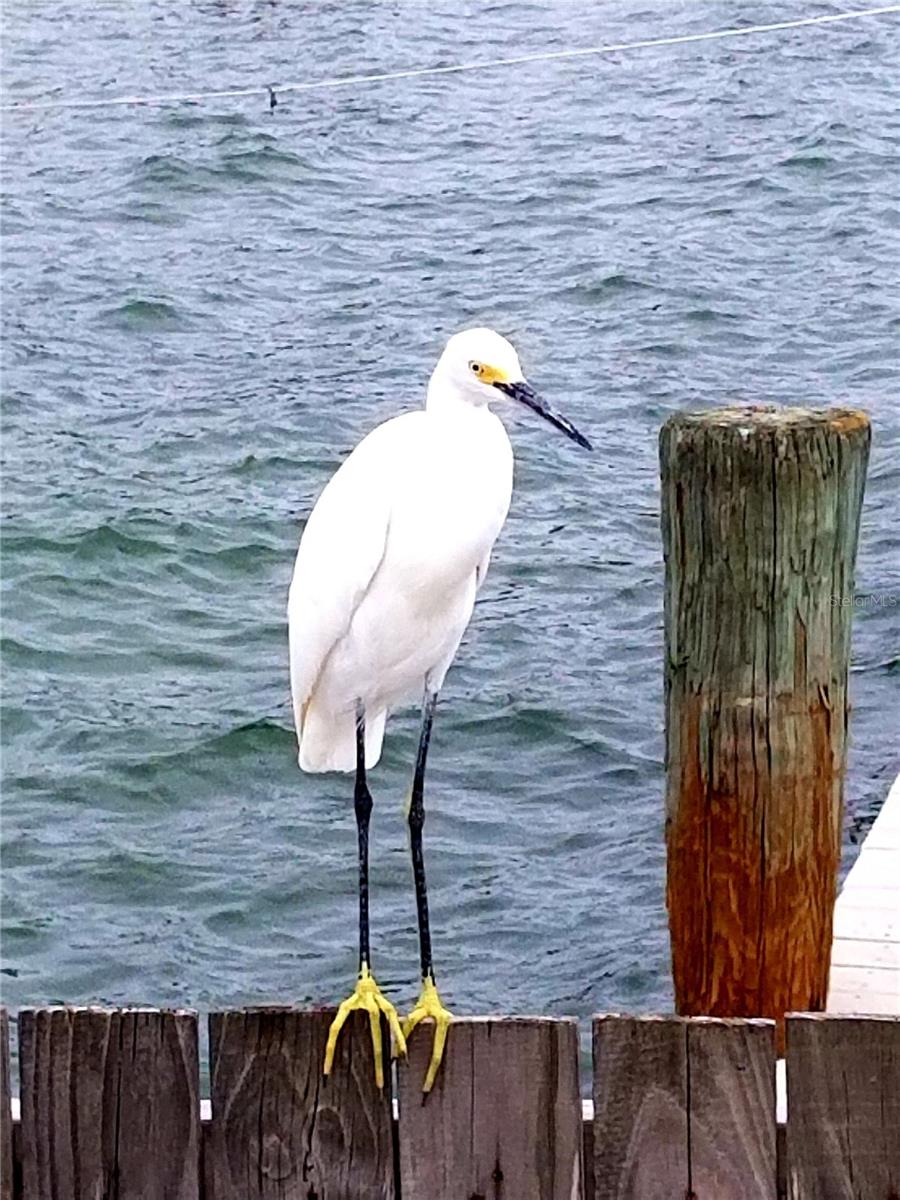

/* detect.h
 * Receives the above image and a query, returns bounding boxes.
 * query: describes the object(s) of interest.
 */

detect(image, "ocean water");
[2,0,898,1074]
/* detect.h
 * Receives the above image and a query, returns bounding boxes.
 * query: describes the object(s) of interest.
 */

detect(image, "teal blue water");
[2,0,899,1052]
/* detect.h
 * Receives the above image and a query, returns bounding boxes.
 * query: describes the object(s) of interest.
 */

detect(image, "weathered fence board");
[786,1013,900,1200]
[6,1007,900,1197]
[207,1007,394,1200]
[397,1016,582,1200]
[18,1006,200,1200]
[593,1015,776,1199]
[593,1015,688,1199]
[0,1010,11,1200]
[686,1017,776,1198]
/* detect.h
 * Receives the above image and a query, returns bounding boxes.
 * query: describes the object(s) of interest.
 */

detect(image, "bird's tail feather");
[298,703,386,774]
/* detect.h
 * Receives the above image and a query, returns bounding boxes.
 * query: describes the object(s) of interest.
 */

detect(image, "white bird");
[288,326,590,1092]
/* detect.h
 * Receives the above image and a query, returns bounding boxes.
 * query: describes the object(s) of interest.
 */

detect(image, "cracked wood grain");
[397,1016,582,1200]
[786,1013,900,1200]
[18,1006,200,1200]
[660,408,870,1043]
[206,1007,394,1200]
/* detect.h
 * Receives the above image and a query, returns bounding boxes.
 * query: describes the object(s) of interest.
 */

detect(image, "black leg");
[323,702,406,1087]
[355,700,373,973]
[409,690,438,981]
[403,689,452,1093]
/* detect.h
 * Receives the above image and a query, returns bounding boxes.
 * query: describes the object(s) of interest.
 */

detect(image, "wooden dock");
[1,1005,899,1199]
[829,772,900,1016]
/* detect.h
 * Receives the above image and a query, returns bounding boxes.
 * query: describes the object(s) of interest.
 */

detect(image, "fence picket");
[397,1016,582,1200]
[0,1010,11,1200]
[206,1007,394,1200]
[593,1015,688,1200]
[786,1013,900,1199]
[593,1015,777,1199]
[18,1006,200,1200]
[686,1017,776,1198]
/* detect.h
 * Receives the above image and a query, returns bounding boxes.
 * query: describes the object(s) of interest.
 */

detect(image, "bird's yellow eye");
[469,361,483,376]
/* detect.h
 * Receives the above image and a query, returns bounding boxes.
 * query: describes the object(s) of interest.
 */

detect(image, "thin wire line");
[2,5,898,114]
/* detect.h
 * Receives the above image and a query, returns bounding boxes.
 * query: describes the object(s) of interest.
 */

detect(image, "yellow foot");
[402,975,453,1093]
[323,964,407,1090]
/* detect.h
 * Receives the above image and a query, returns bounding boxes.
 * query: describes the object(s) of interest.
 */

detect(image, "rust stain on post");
[660,406,870,1047]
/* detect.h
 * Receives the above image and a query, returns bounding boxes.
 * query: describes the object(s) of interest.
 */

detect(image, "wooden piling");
[660,407,870,1038]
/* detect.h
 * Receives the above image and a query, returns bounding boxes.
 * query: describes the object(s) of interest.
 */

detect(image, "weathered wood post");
[660,407,870,1039]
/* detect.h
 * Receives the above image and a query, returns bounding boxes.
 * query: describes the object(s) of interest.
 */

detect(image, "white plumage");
[288,326,590,773]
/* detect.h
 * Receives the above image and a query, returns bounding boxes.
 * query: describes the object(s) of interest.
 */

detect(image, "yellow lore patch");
[469,360,509,385]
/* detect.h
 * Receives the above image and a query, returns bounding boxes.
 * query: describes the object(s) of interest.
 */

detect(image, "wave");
[2,522,286,569]
[559,274,651,303]
[116,720,295,780]
[781,152,835,171]
[3,524,173,560]
[98,299,186,330]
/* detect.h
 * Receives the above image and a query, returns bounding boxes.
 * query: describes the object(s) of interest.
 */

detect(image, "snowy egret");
[288,327,591,1091]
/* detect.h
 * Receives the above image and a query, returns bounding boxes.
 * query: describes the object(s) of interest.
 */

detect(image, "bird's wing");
[287,416,407,737]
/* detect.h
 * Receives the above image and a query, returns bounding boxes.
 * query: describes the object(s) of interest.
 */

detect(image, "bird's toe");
[402,974,453,1093]
[323,964,398,1090]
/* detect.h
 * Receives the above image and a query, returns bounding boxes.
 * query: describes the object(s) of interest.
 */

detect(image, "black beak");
[493,380,592,451]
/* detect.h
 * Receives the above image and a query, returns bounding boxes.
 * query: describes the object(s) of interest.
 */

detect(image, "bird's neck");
[425,381,490,422]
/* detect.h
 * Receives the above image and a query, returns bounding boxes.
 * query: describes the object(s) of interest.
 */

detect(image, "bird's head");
[428,327,592,450]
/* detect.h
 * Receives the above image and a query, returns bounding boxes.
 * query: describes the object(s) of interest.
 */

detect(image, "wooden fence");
[1,1006,898,1199]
